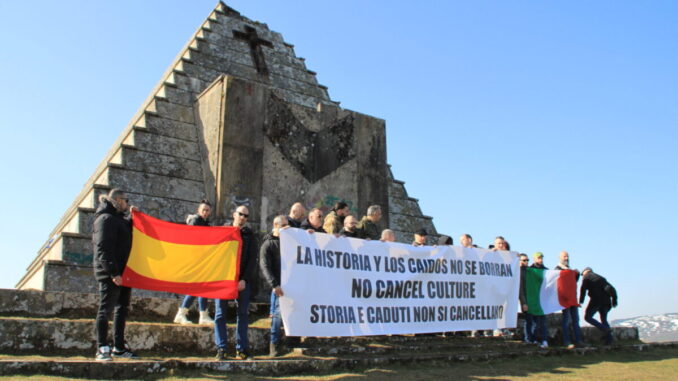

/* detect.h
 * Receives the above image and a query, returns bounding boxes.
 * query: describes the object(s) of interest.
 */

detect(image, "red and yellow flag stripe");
[121,211,242,299]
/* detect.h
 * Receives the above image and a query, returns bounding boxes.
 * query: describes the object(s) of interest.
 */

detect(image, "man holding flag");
[214,205,258,360]
[92,189,137,361]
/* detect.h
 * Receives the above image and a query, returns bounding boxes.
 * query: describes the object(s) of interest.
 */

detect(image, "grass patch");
[0,346,676,380]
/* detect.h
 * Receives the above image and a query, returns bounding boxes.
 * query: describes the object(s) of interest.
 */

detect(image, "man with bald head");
[339,215,361,238]
[380,229,396,242]
[287,202,306,228]
[214,205,258,360]
[300,208,325,233]
[555,251,584,349]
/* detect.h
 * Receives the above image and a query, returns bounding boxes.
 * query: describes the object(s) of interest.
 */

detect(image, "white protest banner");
[279,228,520,337]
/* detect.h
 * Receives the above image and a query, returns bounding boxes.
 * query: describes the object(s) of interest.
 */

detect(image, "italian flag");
[525,268,579,315]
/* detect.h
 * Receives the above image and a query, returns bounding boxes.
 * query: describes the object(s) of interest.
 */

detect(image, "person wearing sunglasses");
[214,205,258,360]
[92,189,138,361]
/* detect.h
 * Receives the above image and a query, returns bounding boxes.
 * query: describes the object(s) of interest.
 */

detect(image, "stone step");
[296,337,533,356]
[0,317,269,355]
[0,289,268,321]
[0,342,673,379]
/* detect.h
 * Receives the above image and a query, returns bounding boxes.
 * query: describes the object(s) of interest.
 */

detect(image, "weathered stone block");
[141,114,198,142]
[154,99,195,124]
[105,166,205,202]
[121,147,204,182]
[157,86,195,107]
[129,130,200,160]
[388,181,408,199]
[390,196,423,216]
[390,213,436,235]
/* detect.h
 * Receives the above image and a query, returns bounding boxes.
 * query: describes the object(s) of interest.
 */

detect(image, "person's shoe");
[540,341,549,349]
[174,307,192,325]
[95,345,112,361]
[198,310,214,326]
[215,347,227,361]
[269,342,280,357]
[566,343,575,349]
[112,345,138,359]
[236,350,250,360]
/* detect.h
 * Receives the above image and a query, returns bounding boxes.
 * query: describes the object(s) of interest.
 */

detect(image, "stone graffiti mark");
[309,195,358,216]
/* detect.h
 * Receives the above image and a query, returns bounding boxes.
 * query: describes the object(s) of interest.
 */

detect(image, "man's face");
[519,256,529,268]
[232,206,249,228]
[494,238,507,251]
[382,231,395,242]
[534,256,543,266]
[290,204,305,220]
[460,235,472,248]
[309,210,323,228]
[415,234,426,244]
[370,210,382,222]
[198,204,211,219]
[560,251,569,264]
[337,206,350,217]
[114,194,129,212]
[344,216,357,231]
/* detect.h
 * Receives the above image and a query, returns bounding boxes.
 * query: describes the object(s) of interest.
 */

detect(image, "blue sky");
[0,1,676,320]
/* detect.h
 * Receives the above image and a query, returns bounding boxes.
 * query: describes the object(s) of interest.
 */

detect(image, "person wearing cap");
[580,267,618,345]
[554,251,584,349]
[412,229,428,246]
[529,252,549,348]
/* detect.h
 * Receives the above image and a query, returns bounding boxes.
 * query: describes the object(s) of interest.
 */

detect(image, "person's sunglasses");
[238,212,249,218]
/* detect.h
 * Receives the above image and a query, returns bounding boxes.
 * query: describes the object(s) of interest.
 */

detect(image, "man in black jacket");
[92,189,136,361]
[339,215,361,238]
[214,205,258,360]
[260,215,289,356]
[300,208,325,233]
[580,267,618,345]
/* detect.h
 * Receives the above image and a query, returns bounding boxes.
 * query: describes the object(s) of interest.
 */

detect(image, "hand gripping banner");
[121,211,242,299]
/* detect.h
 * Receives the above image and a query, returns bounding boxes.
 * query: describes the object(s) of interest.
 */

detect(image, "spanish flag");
[121,211,242,299]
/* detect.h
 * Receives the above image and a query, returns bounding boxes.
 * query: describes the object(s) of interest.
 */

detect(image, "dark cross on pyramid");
[233,26,273,75]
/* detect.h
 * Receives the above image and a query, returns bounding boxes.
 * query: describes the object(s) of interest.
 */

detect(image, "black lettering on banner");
[413,306,436,322]
[373,256,382,271]
[351,278,372,298]
[308,305,357,324]
[465,260,477,275]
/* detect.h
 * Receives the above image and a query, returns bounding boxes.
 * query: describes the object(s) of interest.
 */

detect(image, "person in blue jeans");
[580,267,618,345]
[174,200,214,325]
[259,215,289,356]
[214,205,258,361]
[555,251,584,348]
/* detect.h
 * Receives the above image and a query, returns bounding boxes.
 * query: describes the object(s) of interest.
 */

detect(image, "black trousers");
[95,278,131,349]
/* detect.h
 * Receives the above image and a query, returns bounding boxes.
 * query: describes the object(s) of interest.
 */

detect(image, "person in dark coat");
[259,215,289,356]
[580,267,618,345]
[300,208,325,233]
[92,188,137,361]
[339,215,361,238]
[174,200,214,325]
[214,205,258,360]
[287,202,306,228]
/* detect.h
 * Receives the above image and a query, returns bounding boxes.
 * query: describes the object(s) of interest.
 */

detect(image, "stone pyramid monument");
[16,2,437,294]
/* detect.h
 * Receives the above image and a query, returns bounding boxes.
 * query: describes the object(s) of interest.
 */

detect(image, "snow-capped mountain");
[612,313,678,342]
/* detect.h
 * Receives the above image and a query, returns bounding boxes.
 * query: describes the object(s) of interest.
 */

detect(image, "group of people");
[92,189,618,362]
[517,250,618,349]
